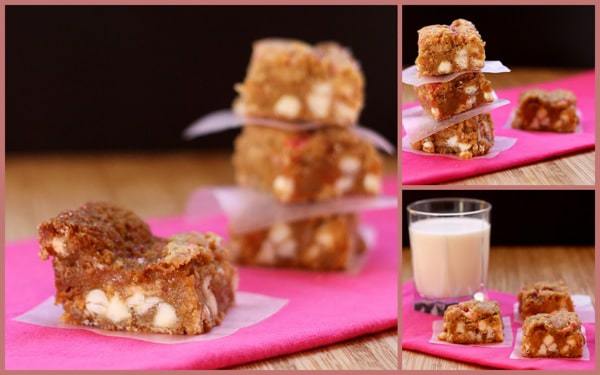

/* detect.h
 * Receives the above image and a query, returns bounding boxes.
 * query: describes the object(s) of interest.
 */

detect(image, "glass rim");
[406,197,492,217]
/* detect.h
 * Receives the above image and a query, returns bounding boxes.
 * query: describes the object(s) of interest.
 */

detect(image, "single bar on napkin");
[521,311,584,358]
[416,72,494,121]
[416,19,486,76]
[233,38,364,127]
[518,280,574,320]
[229,214,364,271]
[438,300,504,344]
[233,126,382,203]
[38,202,237,335]
[511,89,579,132]
[411,113,494,159]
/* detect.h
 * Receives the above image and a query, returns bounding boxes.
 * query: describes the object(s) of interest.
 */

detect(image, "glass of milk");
[407,198,491,313]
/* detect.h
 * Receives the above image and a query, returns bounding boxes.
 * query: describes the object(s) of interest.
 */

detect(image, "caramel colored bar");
[521,311,584,358]
[438,300,504,344]
[512,89,579,132]
[518,280,575,320]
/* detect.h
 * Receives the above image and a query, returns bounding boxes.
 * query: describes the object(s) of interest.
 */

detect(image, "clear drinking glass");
[407,198,492,314]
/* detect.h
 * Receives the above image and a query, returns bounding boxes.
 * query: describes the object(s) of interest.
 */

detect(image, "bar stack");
[411,19,496,159]
[229,39,383,270]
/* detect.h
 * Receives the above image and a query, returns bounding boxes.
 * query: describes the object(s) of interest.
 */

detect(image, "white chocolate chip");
[272,175,295,200]
[307,82,332,118]
[437,60,452,74]
[471,58,484,67]
[478,320,487,330]
[464,85,478,95]
[548,343,558,352]
[339,156,361,175]
[537,344,548,356]
[202,277,219,318]
[274,95,301,118]
[268,223,291,243]
[430,107,440,118]
[536,107,548,119]
[483,91,494,101]
[334,103,356,123]
[455,48,468,69]
[335,176,355,194]
[106,294,131,323]
[51,236,68,256]
[362,173,381,194]
[561,345,571,354]
[316,230,335,249]
[543,334,554,345]
[458,142,472,152]
[422,140,434,153]
[85,289,108,315]
[446,135,458,147]
[256,242,276,264]
[567,337,576,346]
[456,321,465,333]
[277,239,297,259]
[153,302,178,328]
[126,292,161,315]
[466,96,476,107]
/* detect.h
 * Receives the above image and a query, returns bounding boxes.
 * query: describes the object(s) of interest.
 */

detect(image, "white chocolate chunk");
[537,344,548,356]
[126,292,161,315]
[437,60,452,74]
[51,237,68,256]
[567,337,576,346]
[458,142,472,152]
[334,103,356,123]
[316,230,335,249]
[274,95,301,118]
[478,320,487,331]
[561,345,571,354]
[335,176,354,194]
[548,343,558,352]
[202,277,219,318]
[543,334,554,345]
[339,156,361,174]
[483,90,494,101]
[455,48,468,69]
[106,294,131,323]
[464,85,478,95]
[256,242,276,264]
[446,135,458,147]
[307,82,332,118]
[363,173,381,194]
[273,175,295,200]
[422,140,434,153]
[277,239,297,259]
[268,223,291,243]
[471,58,484,67]
[455,321,465,333]
[153,302,178,328]
[430,107,440,118]
[466,96,476,107]
[85,289,108,315]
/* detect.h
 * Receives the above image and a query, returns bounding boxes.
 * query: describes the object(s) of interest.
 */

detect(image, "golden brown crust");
[411,113,494,159]
[233,125,383,203]
[521,311,584,358]
[518,280,575,320]
[416,19,486,76]
[38,202,237,335]
[512,89,579,132]
[234,38,364,127]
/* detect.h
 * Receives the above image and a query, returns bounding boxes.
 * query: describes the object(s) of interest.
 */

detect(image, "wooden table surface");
[5,152,398,370]
[402,68,596,185]
[401,246,596,370]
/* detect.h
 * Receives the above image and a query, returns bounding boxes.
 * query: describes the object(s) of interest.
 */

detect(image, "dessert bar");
[229,214,364,271]
[511,89,579,132]
[416,19,486,76]
[438,300,504,344]
[518,280,574,320]
[233,125,383,203]
[234,38,364,127]
[411,113,494,159]
[415,72,494,121]
[521,311,584,358]
[38,202,237,335]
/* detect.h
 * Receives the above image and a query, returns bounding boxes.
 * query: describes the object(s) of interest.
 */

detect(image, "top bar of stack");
[234,39,364,127]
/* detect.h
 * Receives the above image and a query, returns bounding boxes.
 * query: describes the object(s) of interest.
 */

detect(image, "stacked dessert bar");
[411,19,497,159]
[229,39,383,270]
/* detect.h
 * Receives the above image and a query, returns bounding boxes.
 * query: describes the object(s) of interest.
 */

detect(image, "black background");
[402,190,595,246]
[7,5,397,152]
[402,5,594,68]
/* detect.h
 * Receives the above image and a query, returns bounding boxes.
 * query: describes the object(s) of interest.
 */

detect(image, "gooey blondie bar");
[38,202,237,335]
[518,280,575,320]
[234,38,364,127]
[438,300,504,344]
[233,126,382,203]
[229,214,364,271]
[521,311,584,358]
[511,89,579,132]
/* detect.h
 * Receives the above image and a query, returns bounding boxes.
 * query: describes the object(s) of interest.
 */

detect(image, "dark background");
[7,6,397,152]
[402,190,595,246]
[403,5,594,68]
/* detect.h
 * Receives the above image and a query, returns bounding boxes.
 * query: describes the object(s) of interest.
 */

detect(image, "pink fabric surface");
[402,71,596,185]
[4,179,398,370]
[402,281,596,370]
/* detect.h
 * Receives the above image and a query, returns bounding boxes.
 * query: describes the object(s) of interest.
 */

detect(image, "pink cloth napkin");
[402,281,596,370]
[4,179,398,370]
[402,71,596,184]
